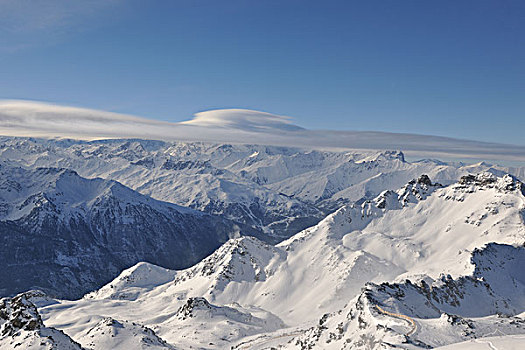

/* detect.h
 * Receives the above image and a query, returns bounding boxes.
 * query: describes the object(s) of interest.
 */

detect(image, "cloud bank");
[1,100,524,164]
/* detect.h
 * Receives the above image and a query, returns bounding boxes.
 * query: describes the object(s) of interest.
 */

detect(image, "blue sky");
[0,0,524,145]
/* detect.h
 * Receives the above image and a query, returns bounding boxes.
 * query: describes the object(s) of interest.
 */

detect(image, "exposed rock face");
[416,174,433,186]
[176,297,213,320]
[458,172,525,194]
[0,294,43,337]
[373,174,440,210]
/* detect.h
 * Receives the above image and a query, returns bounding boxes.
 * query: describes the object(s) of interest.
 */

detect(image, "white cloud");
[0,99,524,164]
[181,109,304,132]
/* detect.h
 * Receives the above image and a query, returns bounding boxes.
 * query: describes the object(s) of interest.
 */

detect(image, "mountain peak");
[457,172,525,194]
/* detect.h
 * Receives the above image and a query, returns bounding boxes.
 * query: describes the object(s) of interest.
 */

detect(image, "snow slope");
[290,243,525,349]
[437,335,525,349]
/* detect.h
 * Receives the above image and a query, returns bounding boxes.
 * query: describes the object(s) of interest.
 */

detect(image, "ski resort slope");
[29,172,525,349]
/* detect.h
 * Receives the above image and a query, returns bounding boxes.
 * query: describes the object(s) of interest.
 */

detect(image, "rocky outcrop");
[0,293,82,349]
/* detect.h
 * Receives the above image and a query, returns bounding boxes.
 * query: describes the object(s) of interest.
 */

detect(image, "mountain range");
[0,133,524,349]
[2,170,523,349]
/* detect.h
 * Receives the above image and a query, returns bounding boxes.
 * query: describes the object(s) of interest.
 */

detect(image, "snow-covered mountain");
[0,138,329,242]
[17,171,525,349]
[0,164,258,299]
[1,135,525,348]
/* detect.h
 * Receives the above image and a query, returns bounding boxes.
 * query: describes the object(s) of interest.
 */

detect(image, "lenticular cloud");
[1,99,525,163]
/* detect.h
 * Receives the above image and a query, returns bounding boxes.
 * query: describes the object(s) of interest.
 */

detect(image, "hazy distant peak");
[181,109,304,132]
